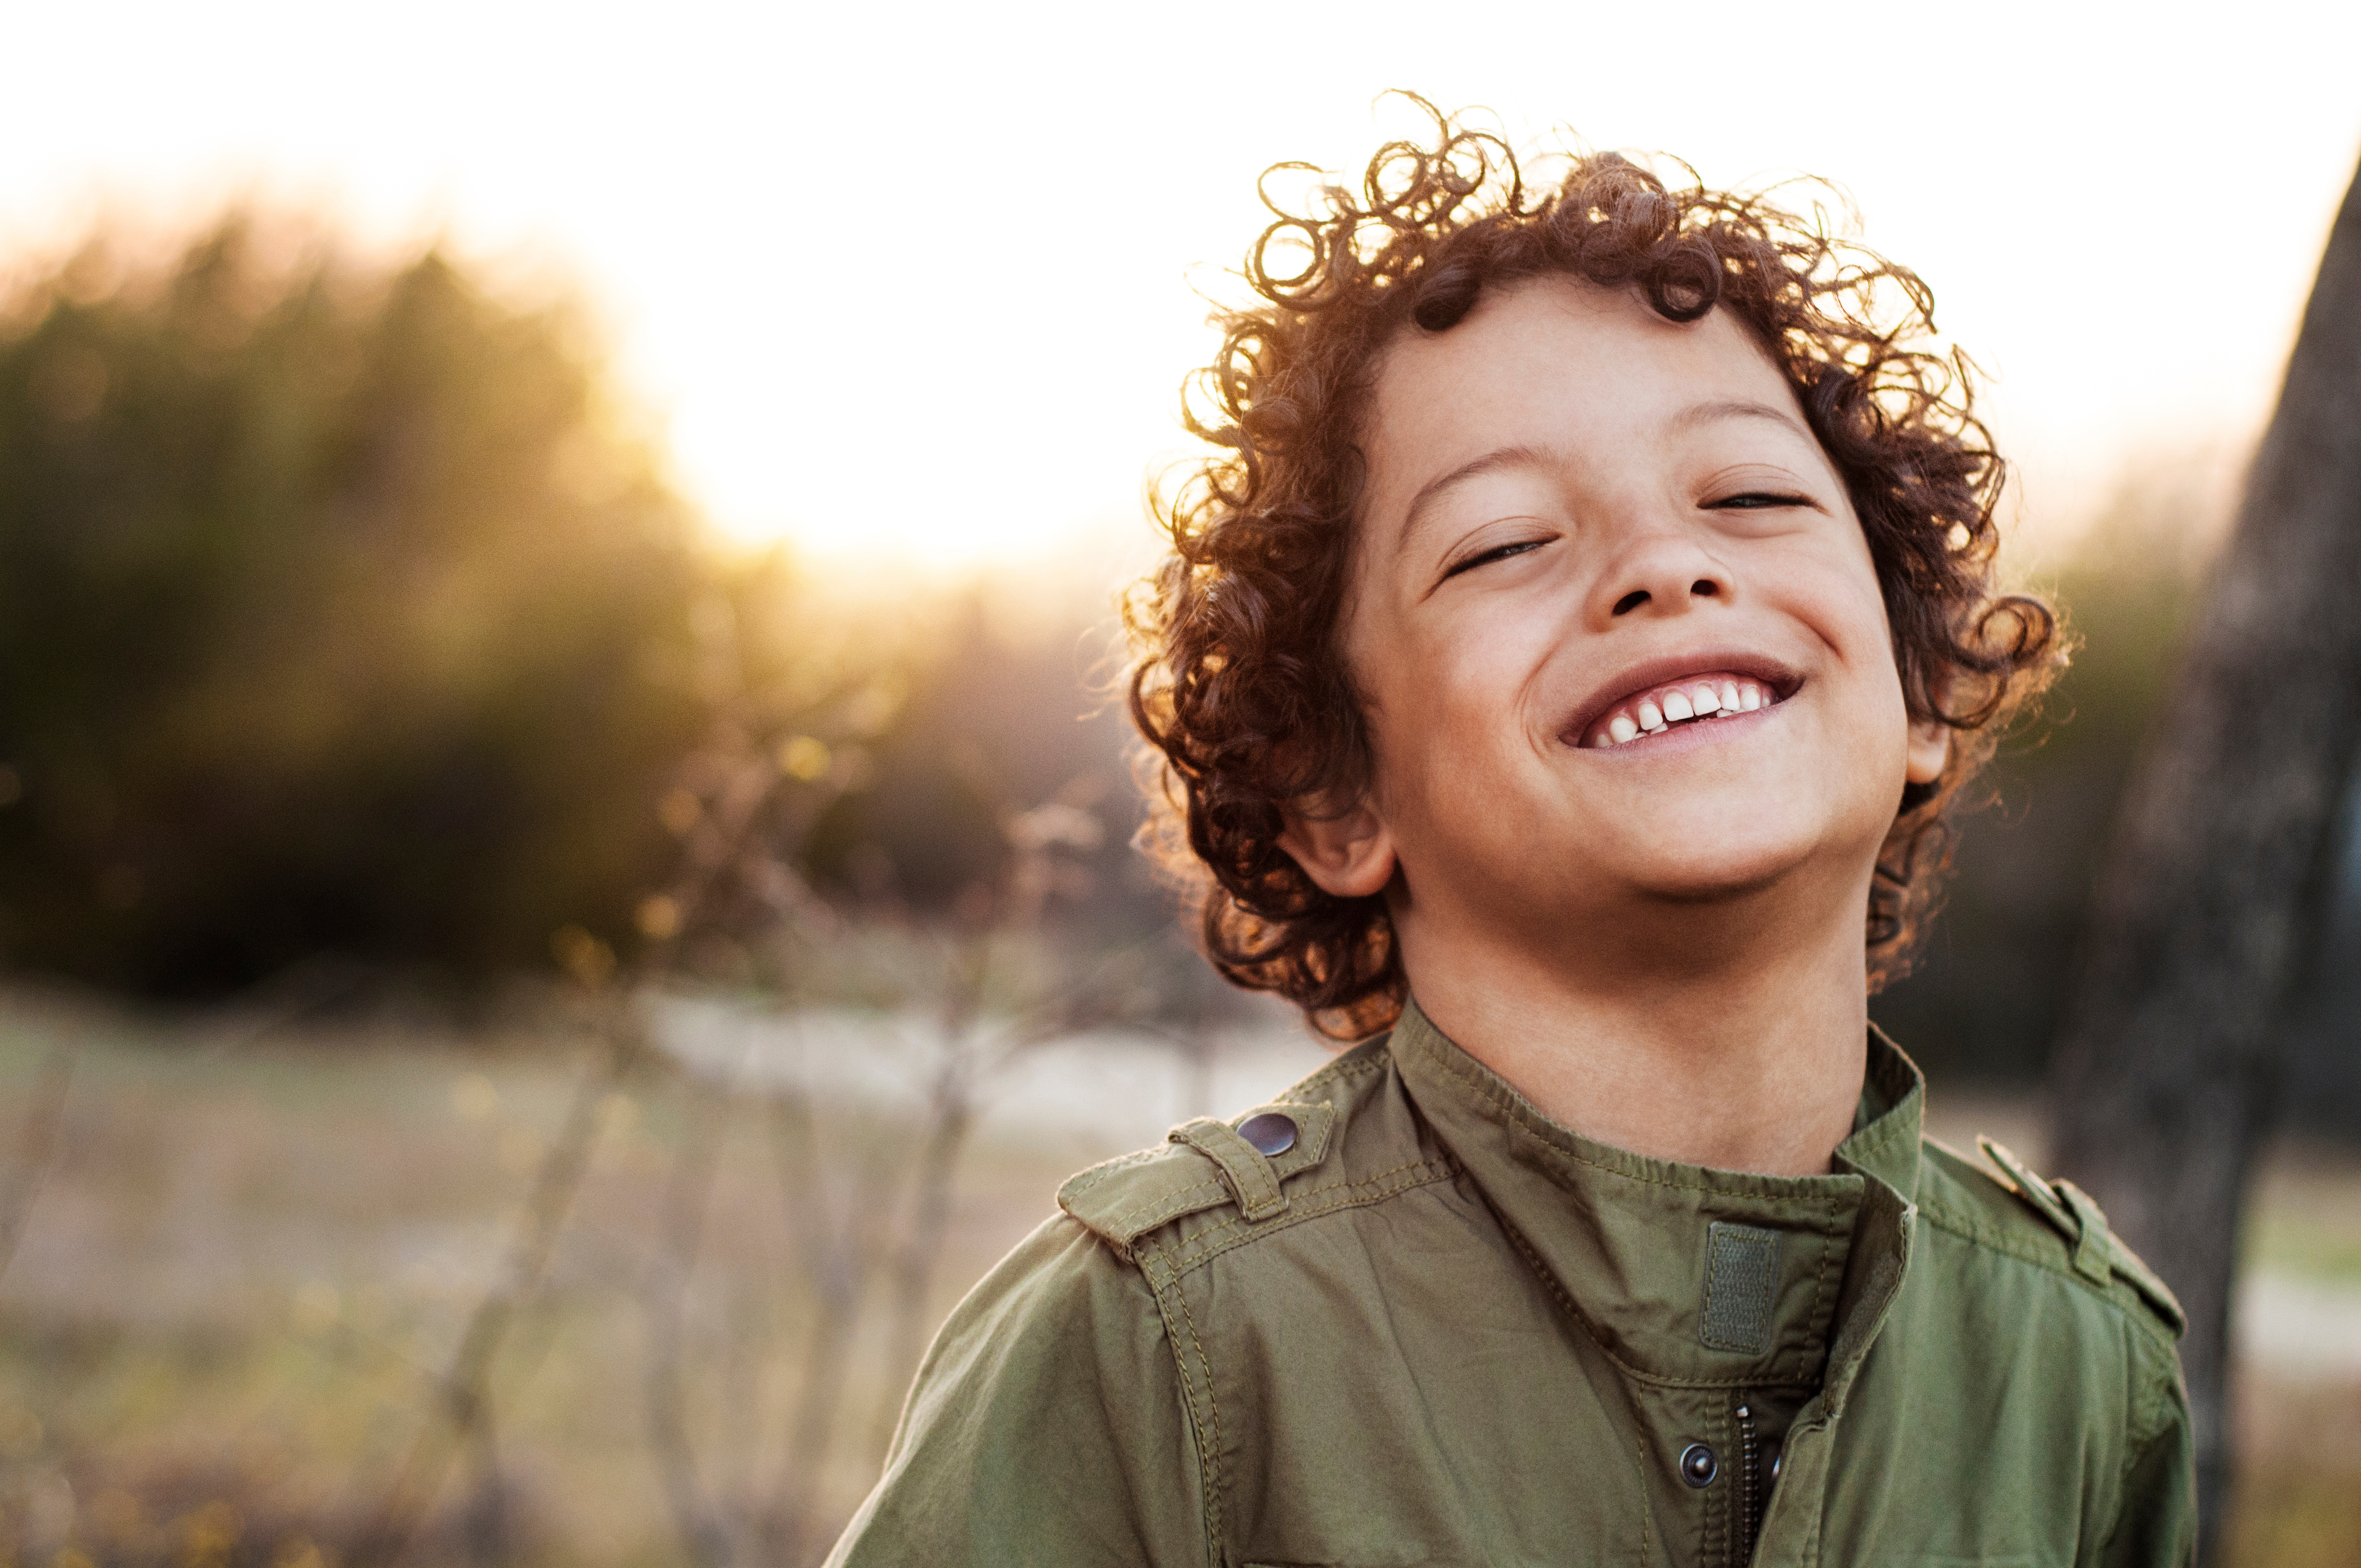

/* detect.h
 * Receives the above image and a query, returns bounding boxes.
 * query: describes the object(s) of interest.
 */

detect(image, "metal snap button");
[1679,1442,1718,1488]
[1238,1112,1297,1156]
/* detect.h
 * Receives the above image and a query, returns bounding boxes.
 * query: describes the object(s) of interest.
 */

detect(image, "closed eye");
[1705,491,1815,511]
[1441,538,1549,581]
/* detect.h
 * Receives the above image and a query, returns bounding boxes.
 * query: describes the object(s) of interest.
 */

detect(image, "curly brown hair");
[1125,99,2060,1040]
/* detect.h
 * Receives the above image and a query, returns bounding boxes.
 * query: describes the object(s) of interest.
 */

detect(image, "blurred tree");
[0,213,706,995]
[790,581,1264,1029]
[801,590,1143,918]
[2049,153,2361,1562]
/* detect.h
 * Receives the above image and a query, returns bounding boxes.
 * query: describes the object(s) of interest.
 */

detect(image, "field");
[2,984,2357,1567]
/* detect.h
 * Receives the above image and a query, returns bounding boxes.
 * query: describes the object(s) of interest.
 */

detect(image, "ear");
[1904,713,1950,787]
[1276,793,1397,899]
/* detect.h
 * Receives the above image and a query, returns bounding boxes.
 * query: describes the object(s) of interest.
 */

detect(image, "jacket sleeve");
[823,1213,1209,1568]
[2099,1330,2197,1568]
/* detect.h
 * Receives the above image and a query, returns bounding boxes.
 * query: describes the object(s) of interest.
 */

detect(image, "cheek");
[1772,545,1914,756]
[1361,611,1546,810]
[1845,585,1912,726]
[1827,587,1916,770]
[1418,608,1554,750]
[1792,540,1902,680]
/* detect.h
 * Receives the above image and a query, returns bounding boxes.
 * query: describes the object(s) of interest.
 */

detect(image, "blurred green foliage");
[0,214,706,995]
[1874,470,2216,1080]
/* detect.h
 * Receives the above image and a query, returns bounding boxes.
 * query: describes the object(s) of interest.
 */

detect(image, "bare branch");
[0,1033,78,1284]
[868,1057,980,1458]
[760,1088,876,1560]
[348,1005,645,1568]
[644,1070,740,1568]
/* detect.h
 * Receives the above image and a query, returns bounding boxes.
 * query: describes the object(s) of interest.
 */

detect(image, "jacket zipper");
[1733,1401,1762,1566]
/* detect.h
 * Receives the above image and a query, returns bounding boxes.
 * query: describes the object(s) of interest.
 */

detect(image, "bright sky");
[4,1,2356,576]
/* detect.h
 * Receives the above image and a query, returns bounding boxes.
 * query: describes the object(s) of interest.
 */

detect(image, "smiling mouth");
[1576,671,1790,749]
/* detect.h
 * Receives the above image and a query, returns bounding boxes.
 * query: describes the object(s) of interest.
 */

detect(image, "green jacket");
[828,1000,2194,1567]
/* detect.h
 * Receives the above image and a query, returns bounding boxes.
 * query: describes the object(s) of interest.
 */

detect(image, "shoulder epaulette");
[1976,1136,2185,1337]
[1058,1102,1338,1254]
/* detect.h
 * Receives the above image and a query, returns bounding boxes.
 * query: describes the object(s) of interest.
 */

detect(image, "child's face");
[1283,275,1947,954]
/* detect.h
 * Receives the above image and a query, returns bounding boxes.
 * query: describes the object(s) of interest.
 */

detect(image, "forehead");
[1360,275,1801,499]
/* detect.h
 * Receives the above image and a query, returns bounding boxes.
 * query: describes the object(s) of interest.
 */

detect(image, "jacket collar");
[1389,997,1923,1392]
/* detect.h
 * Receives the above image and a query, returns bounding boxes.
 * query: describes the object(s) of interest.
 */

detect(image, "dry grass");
[0,986,1090,1567]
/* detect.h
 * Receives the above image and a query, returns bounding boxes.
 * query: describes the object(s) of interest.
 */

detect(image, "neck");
[1394,876,1871,1175]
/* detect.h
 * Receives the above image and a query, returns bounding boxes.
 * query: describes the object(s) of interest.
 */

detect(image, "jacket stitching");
[1799,1195,1838,1385]
[1061,1147,1167,1200]
[1696,1402,1721,1568]
[1841,1086,1915,1167]
[1069,1055,1387,1233]
[1160,1159,1460,1276]
[2128,1318,2175,1453]
[1096,1177,1232,1235]
[1274,1049,1388,1104]
[1175,1121,1287,1217]
[2096,1321,2141,1559]
[1171,1267,1226,1560]
[1119,1156,1450,1265]
[1913,1195,2178,1352]
[1635,1436,1652,1568]
[1082,1111,1363,1238]
[1141,1244,1226,1561]
[2098,1324,2183,1557]
[1493,1204,1818,1392]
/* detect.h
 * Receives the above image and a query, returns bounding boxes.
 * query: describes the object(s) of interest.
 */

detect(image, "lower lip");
[1567,700,1780,755]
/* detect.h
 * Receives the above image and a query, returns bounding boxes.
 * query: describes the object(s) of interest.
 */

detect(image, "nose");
[1592,529,1731,624]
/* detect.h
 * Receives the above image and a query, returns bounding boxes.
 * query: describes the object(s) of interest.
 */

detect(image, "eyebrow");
[1396,442,1553,553]
[1391,398,1811,553]
[1668,396,1810,437]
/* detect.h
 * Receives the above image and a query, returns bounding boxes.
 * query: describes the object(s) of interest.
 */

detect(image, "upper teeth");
[1585,677,1771,748]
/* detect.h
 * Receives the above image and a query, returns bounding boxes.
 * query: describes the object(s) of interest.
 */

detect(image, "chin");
[1624,832,1819,905]
[1640,863,1794,907]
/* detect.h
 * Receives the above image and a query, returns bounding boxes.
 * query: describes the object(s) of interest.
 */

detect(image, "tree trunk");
[2049,153,2361,1564]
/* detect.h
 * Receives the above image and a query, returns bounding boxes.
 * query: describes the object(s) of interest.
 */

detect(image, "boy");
[828,102,2194,1566]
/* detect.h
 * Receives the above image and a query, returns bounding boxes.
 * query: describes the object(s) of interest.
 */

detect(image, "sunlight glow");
[3,1,2355,571]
